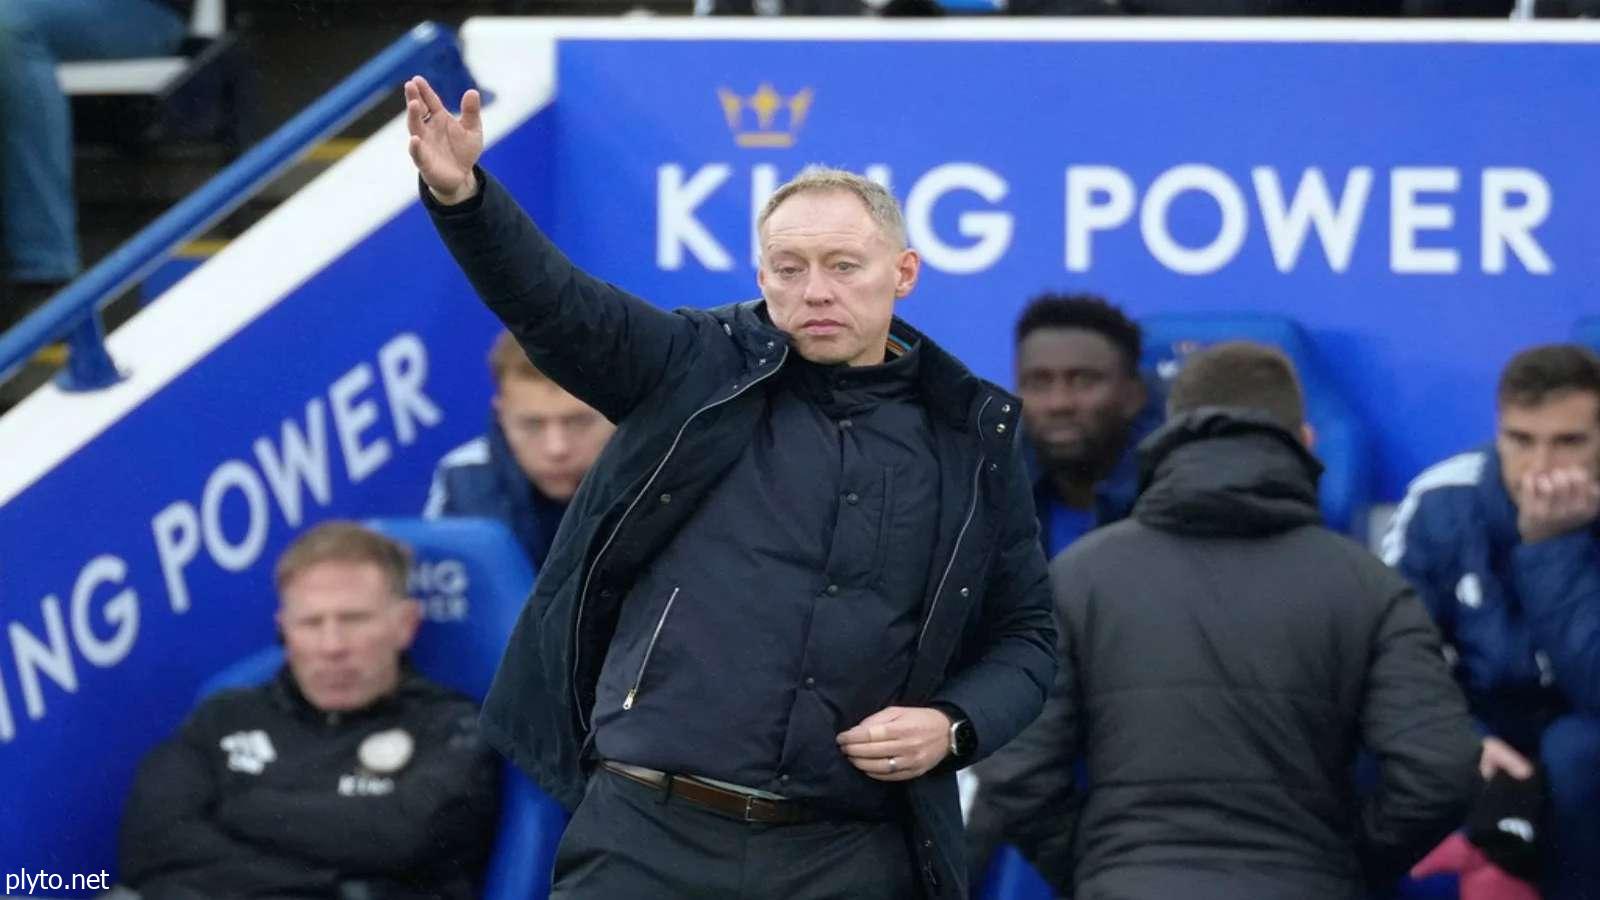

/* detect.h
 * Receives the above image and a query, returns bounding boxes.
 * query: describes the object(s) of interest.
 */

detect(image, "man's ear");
[894,249,920,299]
[395,598,424,649]
[1301,422,1317,451]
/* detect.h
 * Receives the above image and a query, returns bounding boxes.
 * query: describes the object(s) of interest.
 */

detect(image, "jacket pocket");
[623,587,680,711]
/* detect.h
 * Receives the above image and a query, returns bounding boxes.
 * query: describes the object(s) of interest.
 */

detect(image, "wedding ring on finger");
[421,112,433,124]
[887,756,898,773]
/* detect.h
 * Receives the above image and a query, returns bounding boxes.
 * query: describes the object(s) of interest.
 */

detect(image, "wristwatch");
[948,716,976,760]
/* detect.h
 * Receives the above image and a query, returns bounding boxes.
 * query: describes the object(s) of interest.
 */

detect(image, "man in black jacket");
[403,77,1056,898]
[118,522,501,900]
[982,341,1480,899]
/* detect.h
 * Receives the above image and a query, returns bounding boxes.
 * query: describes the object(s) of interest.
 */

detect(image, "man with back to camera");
[981,341,1481,899]
[117,521,500,900]
[1383,343,1600,899]
[403,76,1056,898]
[425,329,615,570]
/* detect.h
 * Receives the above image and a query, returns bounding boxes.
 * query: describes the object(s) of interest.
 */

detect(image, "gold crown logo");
[717,84,814,149]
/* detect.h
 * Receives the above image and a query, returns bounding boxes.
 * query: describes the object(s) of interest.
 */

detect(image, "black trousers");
[550,769,921,899]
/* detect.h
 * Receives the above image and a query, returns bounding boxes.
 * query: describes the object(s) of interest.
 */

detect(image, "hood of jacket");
[1134,406,1323,538]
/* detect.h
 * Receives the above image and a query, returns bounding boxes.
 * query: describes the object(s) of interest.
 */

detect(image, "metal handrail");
[0,21,476,390]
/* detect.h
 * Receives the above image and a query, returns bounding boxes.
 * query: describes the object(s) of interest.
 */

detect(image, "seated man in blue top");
[424,330,614,569]
[1383,343,1600,900]
[1014,293,1159,557]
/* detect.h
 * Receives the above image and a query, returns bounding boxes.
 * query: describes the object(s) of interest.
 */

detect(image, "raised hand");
[404,76,483,205]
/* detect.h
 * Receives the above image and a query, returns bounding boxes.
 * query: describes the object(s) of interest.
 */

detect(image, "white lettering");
[151,501,201,613]
[253,400,332,529]
[9,597,77,720]
[657,164,733,271]
[378,333,442,446]
[70,556,139,668]
[1482,168,1553,275]
[329,364,391,484]
[1253,167,1373,273]
[1065,166,1135,272]
[1391,167,1460,275]
[905,164,1013,275]
[1140,164,1248,276]
[201,460,270,572]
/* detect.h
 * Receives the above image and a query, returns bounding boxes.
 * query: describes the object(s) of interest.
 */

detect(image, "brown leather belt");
[600,761,821,825]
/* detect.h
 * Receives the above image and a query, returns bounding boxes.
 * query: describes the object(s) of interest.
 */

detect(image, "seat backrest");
[367,517,535,702]
[1139,312,1374,538]
[1575,316,1600,357]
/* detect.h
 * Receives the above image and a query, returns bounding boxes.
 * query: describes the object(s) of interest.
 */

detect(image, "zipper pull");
[623,689,637,710]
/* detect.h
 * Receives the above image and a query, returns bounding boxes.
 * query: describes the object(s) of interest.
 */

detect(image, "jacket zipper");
[572,343,790,731]
[623,587,680,710]
[917,396,994,651]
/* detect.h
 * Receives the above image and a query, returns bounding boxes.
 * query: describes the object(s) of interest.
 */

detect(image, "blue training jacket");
[1381,446,1600,729]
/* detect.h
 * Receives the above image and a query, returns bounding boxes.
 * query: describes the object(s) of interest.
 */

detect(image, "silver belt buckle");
[742,794,760,822]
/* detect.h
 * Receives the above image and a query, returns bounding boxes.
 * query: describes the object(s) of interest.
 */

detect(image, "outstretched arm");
[406,77,700,422]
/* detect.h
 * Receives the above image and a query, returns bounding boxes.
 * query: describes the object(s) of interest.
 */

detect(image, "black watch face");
[954,720,976,756]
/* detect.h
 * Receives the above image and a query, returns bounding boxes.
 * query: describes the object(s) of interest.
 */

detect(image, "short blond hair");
[488,330,548,387]
[757,167,907,251]
[274,521,411,598]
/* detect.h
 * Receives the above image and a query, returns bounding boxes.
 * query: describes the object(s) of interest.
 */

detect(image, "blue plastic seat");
[197,518,567,900]
[1139,312,1374,538]
[1574,316,1600,356]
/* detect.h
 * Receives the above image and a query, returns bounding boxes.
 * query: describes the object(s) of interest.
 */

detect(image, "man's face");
[1016,328,1146,478]
[495,375,614,502]
[1497,389,1600,506]
[278,560,420,713]
[757,189,919,367]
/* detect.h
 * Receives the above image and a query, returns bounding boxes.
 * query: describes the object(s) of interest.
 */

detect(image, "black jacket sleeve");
[964,548,1086,897]
[211,704,500,877]
[930,433,1058,763]
[422,170,700,424]
[119,701,335,897]
[1356,578,1481,885]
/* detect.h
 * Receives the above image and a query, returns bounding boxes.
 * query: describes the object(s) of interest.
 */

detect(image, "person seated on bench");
[118,521,500,900]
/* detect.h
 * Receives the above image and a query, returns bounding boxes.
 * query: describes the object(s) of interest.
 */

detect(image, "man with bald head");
[405,75,1055,898]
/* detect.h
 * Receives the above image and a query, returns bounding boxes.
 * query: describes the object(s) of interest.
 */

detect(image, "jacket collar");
[720,299,1011,432]
[1134,407,1323,537]
[1477,445,1528,548]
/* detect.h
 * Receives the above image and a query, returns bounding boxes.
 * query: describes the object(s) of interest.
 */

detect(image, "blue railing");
[0,21,476,391]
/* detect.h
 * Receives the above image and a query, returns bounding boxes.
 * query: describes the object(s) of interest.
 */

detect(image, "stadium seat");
[58,0,253,150]
[197,518,566,900]
[1139,312,1374,538]
[976,844,1053,900]
[1574,316,1600,356]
